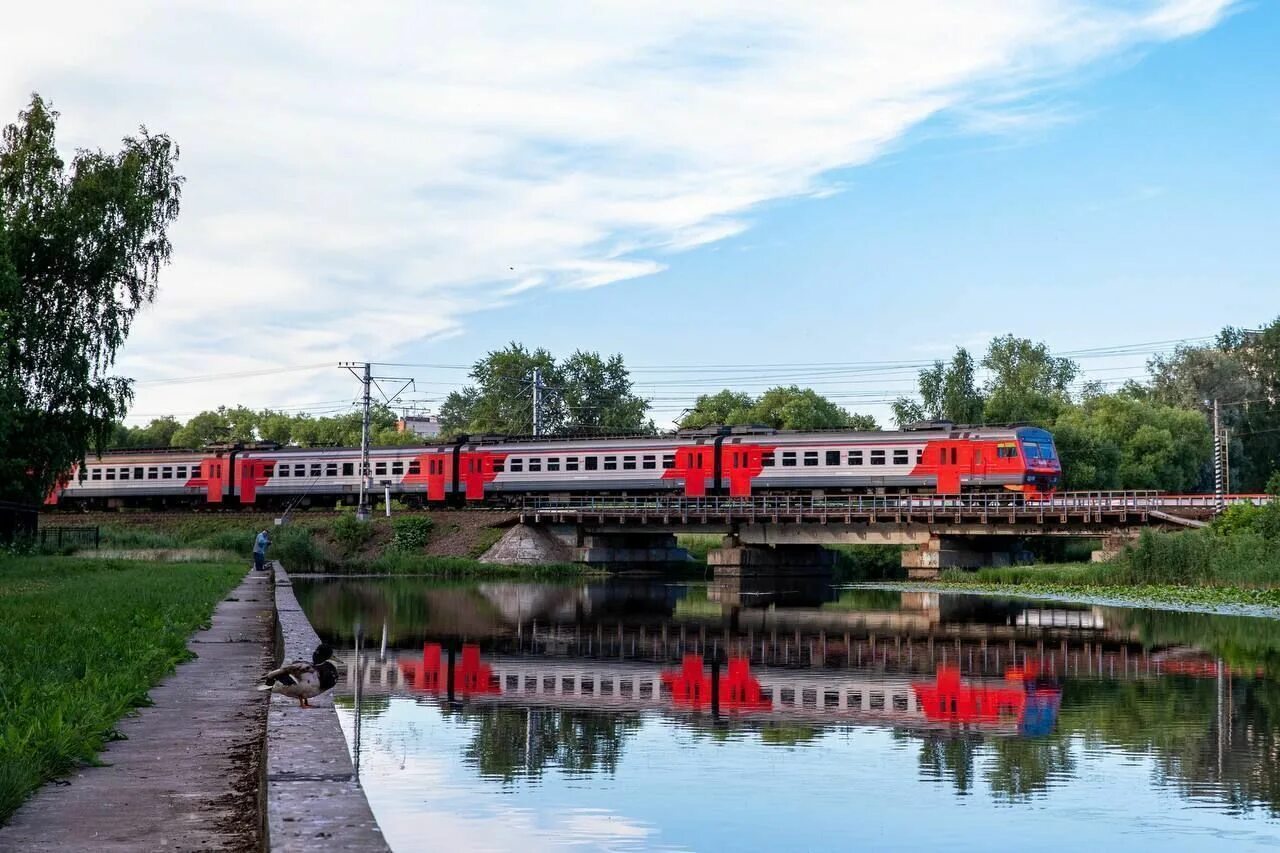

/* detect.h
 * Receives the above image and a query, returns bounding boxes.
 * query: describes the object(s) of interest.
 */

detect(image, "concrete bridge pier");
[707,535,836,572]
[574,530,690,565]
[901,535,1029,580]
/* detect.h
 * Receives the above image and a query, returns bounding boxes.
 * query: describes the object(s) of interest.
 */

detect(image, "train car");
[45,423,1061,509]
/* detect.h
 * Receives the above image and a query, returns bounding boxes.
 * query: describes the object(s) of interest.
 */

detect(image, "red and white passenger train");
[44,424,1062,509]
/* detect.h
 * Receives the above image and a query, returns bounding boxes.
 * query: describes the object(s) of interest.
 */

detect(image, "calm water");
[294,575,1280,852]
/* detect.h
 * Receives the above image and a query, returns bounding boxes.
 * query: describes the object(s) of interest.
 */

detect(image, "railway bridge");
[510,491,1271,577]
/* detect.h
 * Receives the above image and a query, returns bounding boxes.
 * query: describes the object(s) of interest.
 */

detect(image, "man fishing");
[253,528,271,572]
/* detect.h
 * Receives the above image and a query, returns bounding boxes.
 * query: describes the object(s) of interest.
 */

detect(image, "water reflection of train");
[340,645,1062,737]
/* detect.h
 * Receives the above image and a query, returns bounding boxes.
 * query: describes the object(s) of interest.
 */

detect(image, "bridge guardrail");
[519,492,1271,523]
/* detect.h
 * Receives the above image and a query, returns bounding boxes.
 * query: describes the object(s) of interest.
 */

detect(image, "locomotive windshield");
[1018,429,1058,462]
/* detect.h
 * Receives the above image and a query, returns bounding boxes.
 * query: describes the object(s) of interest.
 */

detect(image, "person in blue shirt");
[253,529,271,571]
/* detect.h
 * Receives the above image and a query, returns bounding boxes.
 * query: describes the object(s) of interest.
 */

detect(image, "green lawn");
[0,557,244,824]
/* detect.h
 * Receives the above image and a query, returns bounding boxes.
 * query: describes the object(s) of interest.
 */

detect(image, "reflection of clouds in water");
[338,700,659,852]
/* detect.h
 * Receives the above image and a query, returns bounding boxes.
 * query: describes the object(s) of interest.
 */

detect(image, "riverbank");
[0,560,273,849]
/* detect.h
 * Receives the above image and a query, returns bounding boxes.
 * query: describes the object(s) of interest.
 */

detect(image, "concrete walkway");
[0,569,275,852]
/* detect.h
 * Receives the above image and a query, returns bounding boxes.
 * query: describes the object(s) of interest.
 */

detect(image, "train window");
[781,452,797,467]
[510,459,523,473]
[848,451,863,466]
[392,461,404,475]
[803,451,818,467]
[951,448,957,465]
[374,462,386,476]
[106,468,116,480]
[623,456,637,470]
[278,465,290,478]
[585,456,599,471]
[870,450,886,466]
[90,468,102,481]
[407,460,420,475]
[642,455,656,470]
[916,449,924,463]
[825,450,840,466]
[493,459,505,473]
[344,462,355,476]
[162,467,173,479]
[134,467,144,479]
[604,456,617,470]
[263,464,274,477]
[529,458,542,472]
[762,451,775,467]
[327,463,338,476]
[662,454,675,469]
[147,467,158,480]
[893,450,908,465]
[307,464,319,477]
[294,464,306,477]
[565,457,579,471]
[547,458,560,472]
[119,469,130,480]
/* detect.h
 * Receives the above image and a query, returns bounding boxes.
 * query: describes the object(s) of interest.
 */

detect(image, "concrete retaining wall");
[269,565,389,852]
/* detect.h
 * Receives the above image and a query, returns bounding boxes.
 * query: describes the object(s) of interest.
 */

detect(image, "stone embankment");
[269,565,389,851]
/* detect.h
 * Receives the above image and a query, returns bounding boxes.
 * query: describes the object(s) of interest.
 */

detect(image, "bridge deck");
[520,491,1268,528]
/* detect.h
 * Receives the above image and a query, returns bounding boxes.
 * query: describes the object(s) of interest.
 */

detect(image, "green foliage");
[892,348,984,426]
[980,335,1078,425]
[389,515,434,552]
[0,94,183,502]
[1052,394,1212,491]
[438,343,651,437]
[680,386,877,431]
[270,525,329,571]
[1270,472,1280,496]
[330,513,374,555]
[0,557,242,822]
[830,545,904,581]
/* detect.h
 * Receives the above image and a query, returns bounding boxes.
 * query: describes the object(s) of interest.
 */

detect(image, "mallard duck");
[258,643,342,707]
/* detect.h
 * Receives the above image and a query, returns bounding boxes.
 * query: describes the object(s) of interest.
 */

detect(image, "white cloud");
[0,0,1234,420]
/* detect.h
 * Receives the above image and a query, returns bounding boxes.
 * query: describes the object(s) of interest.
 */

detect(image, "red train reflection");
[662,654,771,712]
[399,643,501,697]
[912,665,1061,735]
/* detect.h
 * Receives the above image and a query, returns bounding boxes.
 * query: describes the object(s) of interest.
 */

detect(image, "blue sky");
[2,1,1273,427]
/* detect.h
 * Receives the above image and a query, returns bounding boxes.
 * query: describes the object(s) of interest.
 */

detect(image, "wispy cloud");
[0,0,1234,418]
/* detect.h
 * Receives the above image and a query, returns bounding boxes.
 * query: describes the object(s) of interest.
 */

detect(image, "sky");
[2,1,1276,428]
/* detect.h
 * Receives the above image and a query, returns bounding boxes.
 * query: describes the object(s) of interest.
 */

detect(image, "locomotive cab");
[1016,427,1061,493]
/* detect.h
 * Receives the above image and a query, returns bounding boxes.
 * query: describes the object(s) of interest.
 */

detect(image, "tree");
[981,335,1078,425]
[892,348,984,426]
[558,351,652,434]
[679,386,877,431]
[679,390,756,429]
[0,94,182,502]
[750,386,876,430]
[438,344,650,437]
[1052,395,1211,491]
[110,415,181,448]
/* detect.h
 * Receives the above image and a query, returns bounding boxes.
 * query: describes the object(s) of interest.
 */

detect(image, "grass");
[931,527,1280,609]
[0,556,244,824]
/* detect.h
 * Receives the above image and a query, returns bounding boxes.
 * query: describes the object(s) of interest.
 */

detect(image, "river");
[293,574,1280,852]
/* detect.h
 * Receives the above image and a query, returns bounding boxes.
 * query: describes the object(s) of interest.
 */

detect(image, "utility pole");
[532,363,542,435]
[1212,398,1224,514]
[340,362,416,522]
[1224,426,1231,496]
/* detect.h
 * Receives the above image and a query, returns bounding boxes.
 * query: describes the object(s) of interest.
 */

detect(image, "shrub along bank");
[936,496,1280,607]
[0,557,244,823]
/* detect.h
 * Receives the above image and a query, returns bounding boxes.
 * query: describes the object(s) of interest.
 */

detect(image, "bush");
[390,515,433,552]
[271,525,329,571]
[831,545,904,581]
[331,513,374,555]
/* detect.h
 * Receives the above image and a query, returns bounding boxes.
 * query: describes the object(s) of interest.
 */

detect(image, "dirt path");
[0,569,274,852]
